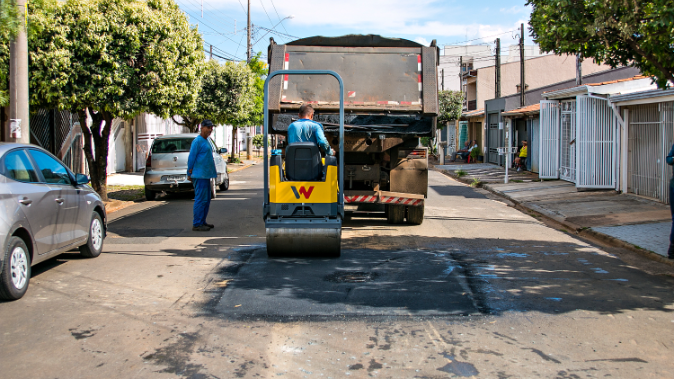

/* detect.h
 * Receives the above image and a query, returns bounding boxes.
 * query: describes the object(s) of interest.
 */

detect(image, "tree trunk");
[231,126,237,162]
[78,108,112,201]
[172,116,200,133]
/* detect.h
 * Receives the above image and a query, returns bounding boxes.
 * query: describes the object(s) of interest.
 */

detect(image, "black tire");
[145,188,156,201]
[79,213,104,258]
[406,205,424,225]
[219,176,229,191]
[0,236,31,301]
[210,178,217,199]
[386,204,405,224]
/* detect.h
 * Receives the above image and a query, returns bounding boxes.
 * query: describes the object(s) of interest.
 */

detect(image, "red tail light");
[146,153,152,168]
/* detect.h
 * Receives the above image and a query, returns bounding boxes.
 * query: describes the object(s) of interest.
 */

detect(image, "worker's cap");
[201,120,214,128]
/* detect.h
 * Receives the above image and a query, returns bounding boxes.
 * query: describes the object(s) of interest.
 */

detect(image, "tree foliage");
[437,90,464,125]
[28,0,204,199]
[0,0,20,40]
[0,0,54,106]
[174,59,256,132]
[252,133,267,149]
[246,52,267,127]
[527,0,674,88]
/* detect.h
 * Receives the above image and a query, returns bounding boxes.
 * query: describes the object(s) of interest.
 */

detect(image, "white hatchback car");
[143,134,229,200]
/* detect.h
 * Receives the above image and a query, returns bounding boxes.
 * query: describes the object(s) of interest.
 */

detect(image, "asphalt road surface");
[1,164,673,378]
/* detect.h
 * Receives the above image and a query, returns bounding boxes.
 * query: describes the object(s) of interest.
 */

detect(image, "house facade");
[484,67,642,171]
[610,89,674,204]
[463,54,613,112]
[539,76,656,190]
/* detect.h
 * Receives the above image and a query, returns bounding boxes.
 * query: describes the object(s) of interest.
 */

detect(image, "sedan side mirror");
[75,173,90,185]
[219,148,228,154]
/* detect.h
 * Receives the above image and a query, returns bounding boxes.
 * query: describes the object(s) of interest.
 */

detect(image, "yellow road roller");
[262,70,344,257]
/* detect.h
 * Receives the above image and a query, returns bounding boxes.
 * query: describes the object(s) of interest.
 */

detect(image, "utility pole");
[246,0,251,63]
[576,53,582,85]
[495,38,501,98]
[209,45,213,60]
[458,56,462,110]
[7,0,30,143]
[441,69,444,91]
[519,23,525,107]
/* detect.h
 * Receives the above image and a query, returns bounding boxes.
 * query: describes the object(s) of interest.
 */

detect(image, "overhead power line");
[268,0,289,35]
[177,0,236,29]
[178,5,247,50]
[442,29,518,48]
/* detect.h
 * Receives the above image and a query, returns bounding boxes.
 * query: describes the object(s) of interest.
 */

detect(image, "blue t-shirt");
[187,135,217,179]
[287,119,332,154]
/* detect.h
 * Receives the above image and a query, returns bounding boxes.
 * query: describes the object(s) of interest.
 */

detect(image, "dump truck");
[266,34,439,225]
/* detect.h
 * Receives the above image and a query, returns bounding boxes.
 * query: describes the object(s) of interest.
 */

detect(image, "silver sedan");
[143,134,229,200]
[0,143,106,300]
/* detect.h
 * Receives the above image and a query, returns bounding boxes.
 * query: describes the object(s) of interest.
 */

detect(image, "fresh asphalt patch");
[208,247,481,319]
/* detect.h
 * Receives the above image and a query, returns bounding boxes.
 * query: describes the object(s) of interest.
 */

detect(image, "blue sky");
[175,0,532,62]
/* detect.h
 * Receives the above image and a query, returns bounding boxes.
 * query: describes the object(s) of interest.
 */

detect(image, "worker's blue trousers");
[193,179,211,227]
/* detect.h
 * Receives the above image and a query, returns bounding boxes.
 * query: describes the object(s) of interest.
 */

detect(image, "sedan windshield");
[152,138,195,153]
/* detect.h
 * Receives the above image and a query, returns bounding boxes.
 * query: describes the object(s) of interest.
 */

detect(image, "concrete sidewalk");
[435,163,672,263]
[484,180,671,261]
[435,162,539,183]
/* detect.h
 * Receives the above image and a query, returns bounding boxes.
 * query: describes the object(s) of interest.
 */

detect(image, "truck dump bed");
[267,34,439,136]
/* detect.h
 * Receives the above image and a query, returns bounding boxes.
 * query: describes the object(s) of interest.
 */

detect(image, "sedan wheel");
[79,213,104,258]
[0,236,31,300]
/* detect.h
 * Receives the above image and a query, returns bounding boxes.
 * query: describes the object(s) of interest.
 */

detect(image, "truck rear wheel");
[386,204,405,224]
[406,205,424,225]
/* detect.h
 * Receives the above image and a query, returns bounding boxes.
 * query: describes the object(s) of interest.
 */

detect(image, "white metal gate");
[530,118,540,173]
[560,100,576,182]
[628,102,674,203]
[539,100,560,179]
[576,95,617,188]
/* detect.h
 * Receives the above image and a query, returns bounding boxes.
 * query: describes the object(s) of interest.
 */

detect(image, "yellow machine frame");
[269,165,338,204]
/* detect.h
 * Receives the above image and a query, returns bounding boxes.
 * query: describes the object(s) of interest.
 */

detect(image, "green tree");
[527,0,674,88]
[252,133,268,149]
[28,0,204,200]
[0,0,54,106]
[0,0,20,40]
[438,90,464,125]
[246,52,267,126]
[174,59,256,133]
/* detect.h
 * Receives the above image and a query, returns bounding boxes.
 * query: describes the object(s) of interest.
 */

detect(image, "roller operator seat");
[285,142,323,181]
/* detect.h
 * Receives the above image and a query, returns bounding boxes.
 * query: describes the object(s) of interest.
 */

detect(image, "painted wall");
[475,54,613,108]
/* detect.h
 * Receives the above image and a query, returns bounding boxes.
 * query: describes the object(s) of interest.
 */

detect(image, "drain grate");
[324,271,378,283]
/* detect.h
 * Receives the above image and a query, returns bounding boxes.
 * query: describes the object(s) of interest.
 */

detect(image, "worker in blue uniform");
[287,104,334,155]
[187,120,217,232]
[667,145,674,259]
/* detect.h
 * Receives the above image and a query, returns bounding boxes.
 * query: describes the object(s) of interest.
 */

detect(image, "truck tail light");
[399,149,428,159]
[146,153,152,168]
[409,149,427,158]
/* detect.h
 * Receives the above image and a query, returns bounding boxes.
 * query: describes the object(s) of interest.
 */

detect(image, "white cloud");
[414,37,429,45]
[499,5,530,14]
[202,0,531,44]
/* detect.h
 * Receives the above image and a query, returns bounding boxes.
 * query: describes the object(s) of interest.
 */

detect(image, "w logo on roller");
[291,186,314,200]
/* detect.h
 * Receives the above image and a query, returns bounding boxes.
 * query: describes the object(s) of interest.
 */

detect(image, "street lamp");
[252,15,294,46]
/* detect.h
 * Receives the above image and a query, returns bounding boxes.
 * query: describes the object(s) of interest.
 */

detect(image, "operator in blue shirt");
[187,120,217,232]
[667,145,674,259]
[287,104,334,155]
